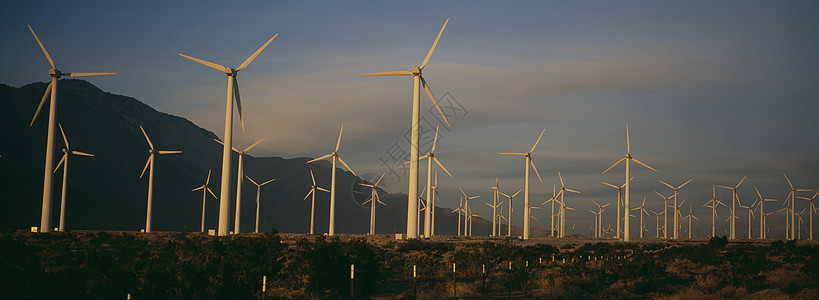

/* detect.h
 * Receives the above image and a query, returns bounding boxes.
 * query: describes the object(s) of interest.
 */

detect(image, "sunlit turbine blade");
[602,182,618,189]
[625,125,630,153]
[558,171,565,187]
[530,159,543,184]
[715,185,732,190]
[205,169,212,186]
[337,156,357,176]
[458,187,467,198]
[511,189,521,198]
[30,82,52,127]
[303,189,314,201]
[358,71,413,76]
[783,173,794,190]
[317,187,330,193]
[735,175,747,188]
[499,152,526,156]
[233,77,245,133]
[631,158,657,172]
[433,157,453,177]
[67,72,116,77]
[421,76,451,127]
[310,170,316,185]
[566,188,581,194]
[158,150,182,155]
[212,138,239,152]
[307,154,333,164]
[374,173,385,187]
[335,124,344,152]
[260,178,276,186]
[658,180,673,189]
[245,176,259,186]
[58,123,70,149]
[679,178,693,189]
[237,33,278,71]
[28,25,55,69]
[359,183,374,187]
[530,128,546,153]
[72,151,94,157]
[244,137,266,152]
[420,18,448,70]
[602,157,626,174]
[179,53,226,72]
[207,187,217,198]
[140,155,153,178]
[192,186,204,192]
[139,126,154,150]
[54,154,66,173]
[431,125,440,153]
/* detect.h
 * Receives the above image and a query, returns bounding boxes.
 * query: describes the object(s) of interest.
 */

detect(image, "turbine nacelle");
[49,69,63,77]
[412,66,421,75]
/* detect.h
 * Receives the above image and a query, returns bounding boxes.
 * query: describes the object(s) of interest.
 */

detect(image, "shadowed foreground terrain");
[1,230,817,299]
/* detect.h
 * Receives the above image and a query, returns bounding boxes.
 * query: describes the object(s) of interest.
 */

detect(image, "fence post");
[262,275,266,300]
[452,262,457,299]
[350,264,354,299]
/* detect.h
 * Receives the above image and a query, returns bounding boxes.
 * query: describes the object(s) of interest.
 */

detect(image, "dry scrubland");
[1,229,817,299]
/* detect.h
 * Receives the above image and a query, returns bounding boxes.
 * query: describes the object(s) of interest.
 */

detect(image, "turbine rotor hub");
[225,68,237,76]
[49,69,63,77]
[412,66,421,75]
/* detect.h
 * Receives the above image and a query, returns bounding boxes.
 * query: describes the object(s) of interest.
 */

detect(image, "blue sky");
[2,1,818,238]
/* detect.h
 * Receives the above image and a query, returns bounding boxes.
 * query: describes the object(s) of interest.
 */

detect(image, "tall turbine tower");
[307,125,356,236]
[797,190,818,240]
[245,175,275,233]
[179,33,277,236]
[556,171,581,238]
[191,170,217,233]
[303,170,329,235]
[783,173,811,240]
[499,128,546,240]
[601,179,631,239]
[416,126,452,237]
[602,125,657,242]
[717,175,746,239]
[359,19,452,239]
[54,124,94,232]
[658,178,693,239]
[139,126,182,233]
[27,25,114,233]
[499,189,521,237]
[360,174,386,235]
[214,137,266,234]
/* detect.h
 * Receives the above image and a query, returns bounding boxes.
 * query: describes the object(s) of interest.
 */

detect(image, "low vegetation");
[1,230,816,298]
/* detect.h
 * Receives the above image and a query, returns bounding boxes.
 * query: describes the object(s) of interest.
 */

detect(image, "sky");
[2,1,819,238]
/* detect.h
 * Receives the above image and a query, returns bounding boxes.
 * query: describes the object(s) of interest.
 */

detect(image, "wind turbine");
[654,191,672,238]
[28,25,114,233]
[556,171,581,238]
[359,174,386,235]
[430,172,440,236]
[754,186,776,239]
[307,125,356,236]
[499,189,521,237]
[139,126,182,233]
[650,209,663,238]
[179,32,277,236]
[717,175,746,239]
[738,198,755,239]
[303,170,329,234]
[602,125,657,242]
[500,128,546,240]
[797,190,818,240]
[658,178,693,239]
[246,175,276,233]
[191,170,217,233]
[796,207,807,239]
[451,198,466,236]
[631,197,648,238]
[416,126,452,237]
[486,179,503,237]
[543,184,558,237]
[593,201,611,238]
[214,137,266,234]
[601,178,631,239]
[588,209,600,238]
[682,205,699,239]
[458,187,480,236]
[53,124,94,232]
[783,173,811,240]
[359,19,452,239]
[703,185,726,238]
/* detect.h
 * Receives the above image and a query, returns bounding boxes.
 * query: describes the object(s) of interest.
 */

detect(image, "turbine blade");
[317,187,330,193]
[530,158,543,184]
[374,173,386,186]
[307,154,333,163]
[244,137,266,152]
[783,173,794,190]
[358,71,412,76]
[207,187,217,198]
[67,72,116,77]
[30,82,52,127]
[631,158,657,172]
[206,169,212,186]
[139,126,154,150]
[735,175,747,188]
[511,189,521,198]
[602,157,626,174]
[434,157,453,177]
[420,18,448,70]
[335,124,344,152]
[28,25,55,69]
[459,187,467,198]
[530,128,546,153]
[565,188,581,194]
[431,125,440,153]
[261,178,276,186]
[72,151,94,157]
[601,182,618,189]
[558,171,565,187]
[499,152,526,156]
[658,180,674,190]
[58,123,69,150]
[337,156,356,177]
[421,76,451,127]
[678,178,693,189]
[625,125,630,153]
[245,176,259,186]
[192,186,204,192]
[310,170,316,185]
[303,189,314,201]
[140,155,153,178]
[237,33,278,71]
[179,53,226,72]
[233,77,245,133]
[54,154,66,173]
[158,150,182,155]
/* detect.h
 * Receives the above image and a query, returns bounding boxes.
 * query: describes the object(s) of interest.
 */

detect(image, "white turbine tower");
[214,137,266,234]
[601,179,631,239]
[658,178,693,239]
[307,125,356,236]
[191,170,217,233]
[303,170,329,235]
[360,173,386,235]
[488,178,501,237]
[416,126,452,237]
[753,186,776,239]
[499,189,521,237]
[499,128,546,240]
[716,175,746,239]
[797,190,818,240]
[556,171,581,238]
[54,124,94,232]
[179,33,277,236]
[28,25,114,233]
[246,175,276,233]
[139,126,182,233]
[359,19,452,239]
[602,125,657,242]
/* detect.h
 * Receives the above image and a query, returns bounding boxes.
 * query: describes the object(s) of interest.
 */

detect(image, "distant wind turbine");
[702,185,726,238]
[458,187,480,237]
[54,124,94,232]
[28,24,114,233]
[360,173,386,235]
[487,178,502,237]
[180,32,277,236]
[783,173,811,240]
[414,126,451,237]
[139,126,182,233]
[797,190,818,240]
[682,205,699,239]
[631,197,648,238]
[359,19,452,239]
[658,178,693,239]
[753,186,776,239]
[303,170,329,235]
[214,137,266,234]
[500,128,546,240]
[556,171,581,238]
[602,125,657,242]
[246,175,275,233]
[717,175,746,239]
[499,189,521,237]
[191,170,217,233]
[601,178,631,239]
[542,184,558,237]
[592,201,610,238]
[307,125,356,236]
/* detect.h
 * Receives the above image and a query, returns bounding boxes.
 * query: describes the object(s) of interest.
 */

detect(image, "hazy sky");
[2,1,818,238]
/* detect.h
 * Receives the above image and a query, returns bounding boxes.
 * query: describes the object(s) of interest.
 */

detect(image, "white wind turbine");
[499,128,546,240]
[738,198,755,239]
[54,124,94,232]
[797,190,818,240]
[214,137,266,234]
[179,33,277,236]
[556,171,581,238]
[307,125,356,236]
[796,208,807,239]
[191,170,217,233]
[246,175,276,234]
[360,174,386,235]
[702,185,727,238]
[717,175,746,239]
[682,205,699,239]
[497,206,507,236]
[783,173,811,240]
[592,201,610,238]
[649,209,663,238]
[601,178,631,239]
[451,197,466,236]
[430,172,440,236]
[658,179,693,239]
[671,199,686,238]
[486,178,502,237]
[303,170,330,235]
[359,19,452,239]
[542,184,558,237]
[499,189,521,237]
[139,126,182,233]
[458,187,480,236]
[28,25,114,233]
[416,126,452,237]
[588,209,600,238]
[654,191,672,238]
[753,186,776,239]
[631,197,648,238]
[602,125,657,242]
